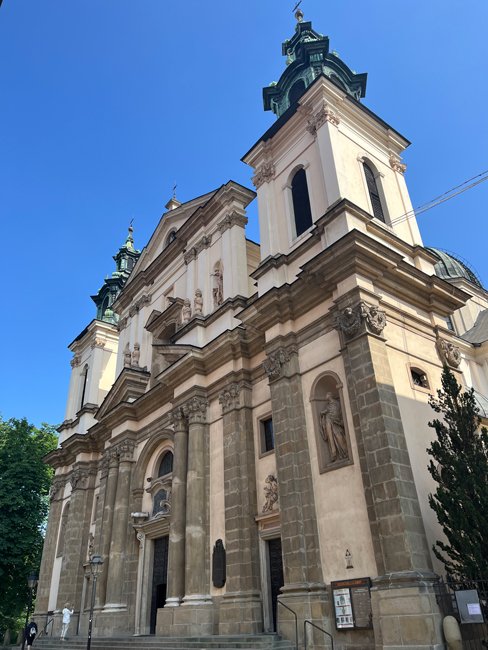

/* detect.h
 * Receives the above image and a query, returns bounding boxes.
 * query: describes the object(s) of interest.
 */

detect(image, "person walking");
[24,620,37,649]
[60,603,74,640]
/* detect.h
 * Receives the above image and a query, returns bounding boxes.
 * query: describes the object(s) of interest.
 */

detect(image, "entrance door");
[150,536,169,634]
[267,538,284,632]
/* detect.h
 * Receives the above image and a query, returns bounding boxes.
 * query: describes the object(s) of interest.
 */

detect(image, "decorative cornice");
[263,348,291,381]
[389,154,407,175]
[252,162,275,189]
[217,211,248,234]
[306,102,340,136]
[436,334,462,368]
[183,396,209,424]
[70,354,81,368]
[219,383,241,414]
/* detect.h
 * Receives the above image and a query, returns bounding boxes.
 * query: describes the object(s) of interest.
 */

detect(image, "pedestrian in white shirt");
[60,603,74,640]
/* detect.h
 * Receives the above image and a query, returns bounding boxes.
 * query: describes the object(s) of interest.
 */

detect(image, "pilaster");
[264,342,329,648]
[97,448,119,607]
[218,382,262,635]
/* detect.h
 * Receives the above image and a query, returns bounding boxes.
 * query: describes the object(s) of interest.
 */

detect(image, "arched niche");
[310,372,353,473]
[131,431,174,514]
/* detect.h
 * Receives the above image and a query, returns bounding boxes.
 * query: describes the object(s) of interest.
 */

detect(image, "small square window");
[260,418,275,454]
[410,367,429,389]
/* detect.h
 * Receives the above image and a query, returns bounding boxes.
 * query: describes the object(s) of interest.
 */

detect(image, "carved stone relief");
[252,162,275,189]
[263,348,290,381]
[70,354,81,368]
[262,474,279,513]
[212,262,224,308]
[436,335,462,368]
[183,396,209,424]
[152,487,171,517]
[306,102,340,137]
[117,440,136,462]
[181,299,192,324]
[336,301,386,340]
[389,154,407,174]
[219,383,241,414]
[217,211,248,234]
[49,478,65,501]
[194,289,203,316]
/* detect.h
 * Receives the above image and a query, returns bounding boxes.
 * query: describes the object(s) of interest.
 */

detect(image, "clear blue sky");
[1,0,487,428]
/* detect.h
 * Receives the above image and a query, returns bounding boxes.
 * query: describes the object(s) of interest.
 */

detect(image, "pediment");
[145,299,184,340]
[96,366,150,421]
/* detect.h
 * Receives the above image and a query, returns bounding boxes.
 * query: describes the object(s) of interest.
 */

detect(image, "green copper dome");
[263,12,367,118]
[426,247,483,289]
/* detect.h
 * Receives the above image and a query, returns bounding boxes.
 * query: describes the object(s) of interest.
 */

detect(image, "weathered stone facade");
[36,11,488,650]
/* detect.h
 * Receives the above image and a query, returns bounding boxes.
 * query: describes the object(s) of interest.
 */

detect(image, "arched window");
[288,79,306,106]
[291,168,313,237]
[80,364,89,410]
[158,451,173,477]
[363,163,386,223]
[165,230,177,247]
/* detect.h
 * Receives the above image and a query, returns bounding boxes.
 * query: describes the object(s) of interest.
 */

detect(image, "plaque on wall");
[331,578,372,630]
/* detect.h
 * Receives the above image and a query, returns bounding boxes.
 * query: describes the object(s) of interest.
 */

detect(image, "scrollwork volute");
[436,336,462,368]
[263,348,291,381]
[49,478,65,501]
[70,469,91,491]
[136,531,146,549]
[219,383,241,414]
[252,162,275,189]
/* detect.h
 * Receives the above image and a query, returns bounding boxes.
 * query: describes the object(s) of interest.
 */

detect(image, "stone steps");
[33,634,295,650]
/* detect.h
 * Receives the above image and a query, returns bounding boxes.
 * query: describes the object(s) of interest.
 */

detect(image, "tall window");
[291,168,313,237]
[363,163,386,223]
[158,451,174,477]
[260,417,275,454]
[80,364,89,410]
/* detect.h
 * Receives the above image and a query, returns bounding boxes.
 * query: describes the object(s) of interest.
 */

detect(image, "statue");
[182,299,192,324]
[212,264,223,307]
[262,474,278,513]
[194,288,203,315]
[132,342,140,367]
[363,303,386,335]
[319,393,349,462]
[124,343,131,367]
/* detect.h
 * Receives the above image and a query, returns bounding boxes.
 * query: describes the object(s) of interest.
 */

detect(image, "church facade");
[36,11,488,649]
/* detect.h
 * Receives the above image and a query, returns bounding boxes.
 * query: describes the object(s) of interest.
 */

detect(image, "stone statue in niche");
[262,474,278,513]
[132,342,140,367]
[124,343,132,367]
[194,288,203,315]
[182,299,192,324]
[319,392,349,462]
[212,264,223,308]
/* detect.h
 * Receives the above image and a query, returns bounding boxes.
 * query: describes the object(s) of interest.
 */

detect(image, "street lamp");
[21,573,38,650]
[86,554,103,650]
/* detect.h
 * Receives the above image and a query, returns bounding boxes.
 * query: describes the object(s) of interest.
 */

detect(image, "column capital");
[252,162,275,189]
[183,396,209,424]
[49,478,66,501]
[99,454,110,479]
[116,439,136,462]
[336,300,386,341]
[171,406,188,432]
[263,346,297,382]
[70,467,96,491]
[217,211,248,234]
[219,382,241,414]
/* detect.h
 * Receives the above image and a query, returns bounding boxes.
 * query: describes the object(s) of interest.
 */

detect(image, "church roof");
[262,10,367,118]
[462,309,488,345]
[426,247,484,290]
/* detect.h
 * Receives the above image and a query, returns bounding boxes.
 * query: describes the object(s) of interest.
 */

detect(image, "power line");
[390,169,488,227]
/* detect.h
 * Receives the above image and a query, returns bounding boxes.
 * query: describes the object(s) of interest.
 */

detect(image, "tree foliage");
[0,417,57,632]
[427,366,488,579]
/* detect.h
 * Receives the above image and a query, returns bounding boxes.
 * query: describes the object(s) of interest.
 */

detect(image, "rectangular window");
[260,417,275,453]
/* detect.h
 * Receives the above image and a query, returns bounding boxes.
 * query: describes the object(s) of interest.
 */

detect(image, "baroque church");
[36,9,488,649]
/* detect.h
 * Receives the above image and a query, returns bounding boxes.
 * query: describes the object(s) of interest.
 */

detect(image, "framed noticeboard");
[331,578,372,630]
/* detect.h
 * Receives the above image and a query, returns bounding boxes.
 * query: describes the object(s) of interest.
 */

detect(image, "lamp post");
[21,573,38,650]
[86,554,103,650]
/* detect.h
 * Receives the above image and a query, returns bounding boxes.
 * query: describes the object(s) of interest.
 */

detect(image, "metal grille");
[435,578,488,649]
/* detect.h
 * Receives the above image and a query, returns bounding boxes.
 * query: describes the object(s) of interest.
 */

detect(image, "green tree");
[427,365,488,579]
[0,417,57,632]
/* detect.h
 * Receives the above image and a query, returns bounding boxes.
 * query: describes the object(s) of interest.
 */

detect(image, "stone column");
[165,407,189,607]
[35,478,66,615]
[96,448,119,607]
[263,343,329,649]
[57,466,96,612]
[173,395,213,636]
[105,440,135,608]
[336,298,444,649]
[218,382,262,634]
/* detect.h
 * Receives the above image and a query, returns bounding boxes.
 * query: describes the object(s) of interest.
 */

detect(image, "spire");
[90,224,141,323]
[263,11,367,118]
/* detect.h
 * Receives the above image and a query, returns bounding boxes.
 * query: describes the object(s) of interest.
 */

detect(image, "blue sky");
[1,0,487,428]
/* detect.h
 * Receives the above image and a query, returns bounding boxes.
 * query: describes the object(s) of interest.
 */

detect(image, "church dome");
[426,247,483,289]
